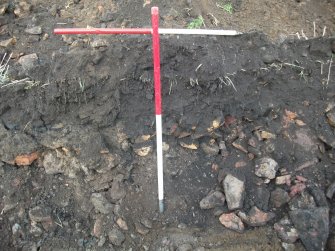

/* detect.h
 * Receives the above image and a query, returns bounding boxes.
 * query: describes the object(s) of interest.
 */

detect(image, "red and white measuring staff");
[54,7,240,213]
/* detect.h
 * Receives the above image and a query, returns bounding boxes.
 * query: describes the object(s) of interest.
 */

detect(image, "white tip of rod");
[159,28,242,36]
[159,200,164,213]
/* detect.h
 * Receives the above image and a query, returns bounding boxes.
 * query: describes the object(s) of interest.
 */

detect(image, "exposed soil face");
[0,0,335,251]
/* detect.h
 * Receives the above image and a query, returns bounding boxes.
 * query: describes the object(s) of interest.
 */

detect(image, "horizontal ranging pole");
[54,28,241,36]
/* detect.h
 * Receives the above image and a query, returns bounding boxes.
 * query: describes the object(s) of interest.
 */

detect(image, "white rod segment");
[156,114,164,212]
[159,28,241,36]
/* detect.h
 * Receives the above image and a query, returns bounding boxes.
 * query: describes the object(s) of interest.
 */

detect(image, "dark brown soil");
[0,0,335,250]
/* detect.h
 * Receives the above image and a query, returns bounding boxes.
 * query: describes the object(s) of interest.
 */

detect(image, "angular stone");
[199,190,225,209]
[219,213,244,233]
[276,175,291,185]
[0,4,8,15]
[90,193,114,214]
[223,174,245,210]
[255,157,279,179]
[326,181,335,199]
[289,191,316,211]
[326,110,335,127]
[252,186,270,211]
[116,218,128,231]
[274,217,299,244]
[108,228,125,246]
[18,53,39,71]
[289,207,329,251]
[0,38,16,48]
[110,175,126,202]
[25,26,42,35]
[135,222,150,235]
[238,206,275,227]
[29,206,52,222]
[271,188,290,208]
[91,39,108,48]
[200,140,219,156]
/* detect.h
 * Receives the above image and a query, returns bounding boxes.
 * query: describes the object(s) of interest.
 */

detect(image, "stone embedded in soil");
[199,190,225,209]
[276,175,291,185]
[135,222,150,235]
[289,207,329,251]
[116,218,128,231]
[326,181,335,199]
[252,186,270,211]
[308,186,328,208]
[288,191,316,211]
[238,206,275,227]
[177,243,193,251]
[134,145,152,157]
[91,39,108,48]
[200,140,219,156]
[0,37,16,47]
[223,174,245,210]
[326,110,335,127]
[18,53,39,71]
[29,206,52,222]
[110,174,126,202]
[25,26,42,35]
[0,4,7,15]
[0,124,38,164]
[274,217,299,244]
[270,188,290,208]
[90,193,114,214]
[14,152,39,166]
[92,216,104,238]
[219,213,244,233]
[281,243,296,251]
[108,228,125,246]
[255,157,279,180]
[140,218,153,229]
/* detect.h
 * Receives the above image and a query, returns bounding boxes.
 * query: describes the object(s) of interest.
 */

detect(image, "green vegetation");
[187,15,204,29]
[216,1,234,14]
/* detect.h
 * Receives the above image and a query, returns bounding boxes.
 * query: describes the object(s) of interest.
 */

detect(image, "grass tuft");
[187,16,205,29]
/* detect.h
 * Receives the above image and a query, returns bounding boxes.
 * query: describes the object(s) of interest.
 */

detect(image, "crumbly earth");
[0,0,335,251]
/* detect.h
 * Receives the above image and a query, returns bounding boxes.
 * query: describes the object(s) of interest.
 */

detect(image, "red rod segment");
[54,28,152,35]
[151,7,162,115]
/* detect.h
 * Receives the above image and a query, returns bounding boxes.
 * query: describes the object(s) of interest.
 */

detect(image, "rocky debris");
[179,138,199,150]
[308,186,328,207]
[91,39,108,48]
[293,128,319,153]
[0,37,16,47]
[271,188,290,208]
[199,190,225,209]
[108,228,125,246]
[90,193,114,214]
[200,139,219,156]
[274,217,299,244]
[219,141,229,158]
[259,130,276,140]
[289,207,329,251]
[289,182,307,197]
[252,186,270,210]
[177,243,193,251]
[238,206,275,227]
[25,26,42,35]
[326,181,335,199]
[140,218,153,229]
[42,151,81,178]
[288,191,316,211]
[281,243,296,251]
[135,222,150,235]
[14,152,39,166]
[14,2,32,17]
[133,142,152,157]
[0,4,7,15]
[116,218,128,231]
[29,206,52,223]
[18,53,39,71]
[232,138,248,153]
[92,216,104,238]
[0,125,38,164]
[276,175,291,186]
[255,157,279,179]
[223,174,245,210]
[219,213,244,233]
[326,110,335,127]
[110,175,126,202]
